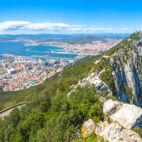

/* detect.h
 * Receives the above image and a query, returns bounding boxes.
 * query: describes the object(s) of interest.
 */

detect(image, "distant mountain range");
[0,33,129,44]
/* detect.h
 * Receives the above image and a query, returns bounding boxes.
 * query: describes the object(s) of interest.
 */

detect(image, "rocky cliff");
[71,31,142,141]
[69,32,142,107]
[82,98,142,142]
[97,31,142,107]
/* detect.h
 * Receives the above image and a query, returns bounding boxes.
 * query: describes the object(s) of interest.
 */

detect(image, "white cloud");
[92,28,113,32]
[122,28,129,31]
[25,22,71,31]
[0,21,115,34]
[0,21,30,31]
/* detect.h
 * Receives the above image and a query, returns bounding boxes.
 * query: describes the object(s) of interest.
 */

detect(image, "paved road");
[0,102,27,119]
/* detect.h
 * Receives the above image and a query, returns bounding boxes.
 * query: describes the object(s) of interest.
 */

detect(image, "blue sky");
[0,0,142,34]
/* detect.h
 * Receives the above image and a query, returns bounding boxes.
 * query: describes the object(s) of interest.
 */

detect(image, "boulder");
[103,99,142,129]
[96,121,142,142]
[103,99,121,115]
[81,119,95,138]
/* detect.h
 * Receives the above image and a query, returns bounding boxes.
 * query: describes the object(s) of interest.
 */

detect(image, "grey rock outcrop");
[96,121,142,142]
[110,34,142,107]
[67,71,111,97]
[96,99,142,141]
[81,99,142,142]
[103,99,142,129]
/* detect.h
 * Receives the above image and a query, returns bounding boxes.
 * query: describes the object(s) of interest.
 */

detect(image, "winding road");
[0,102,27,119]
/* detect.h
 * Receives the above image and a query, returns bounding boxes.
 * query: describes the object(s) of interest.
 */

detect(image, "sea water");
[0,41,77,59]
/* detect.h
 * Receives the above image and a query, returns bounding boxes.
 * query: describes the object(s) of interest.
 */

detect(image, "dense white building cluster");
[0,56,71,91]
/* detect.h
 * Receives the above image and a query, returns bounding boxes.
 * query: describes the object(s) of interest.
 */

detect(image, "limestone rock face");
[123,50,142,106]
[103,99,142,129]
[95,99,142,141]
[67,71,111,97]
[81,99,142,142]
[103,99,121,115]
[79,32,142,142]
[110,37,142,107]
[96,121,142,142]
[79,72,111,94]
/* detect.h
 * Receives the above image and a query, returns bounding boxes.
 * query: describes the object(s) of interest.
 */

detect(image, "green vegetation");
[0,55,100,110]
[97,57,115,94]
[123,84,133,102]
[105,31,142,56]
[100,69,115,93]
[0,55,106,142]
[0,86,104,142]
[0,32,141,141]
[133,127,142,138]
[72,134,105,142]
[93,57,110,72]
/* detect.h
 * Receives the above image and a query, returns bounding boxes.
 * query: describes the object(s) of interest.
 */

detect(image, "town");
[0,55,73,91]
[25,38,122,56]
[0,37,122,92]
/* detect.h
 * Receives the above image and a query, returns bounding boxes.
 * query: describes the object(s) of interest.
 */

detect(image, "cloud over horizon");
[0,21,130,34]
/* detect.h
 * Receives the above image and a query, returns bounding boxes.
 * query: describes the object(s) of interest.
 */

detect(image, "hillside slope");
[0,32,142,142]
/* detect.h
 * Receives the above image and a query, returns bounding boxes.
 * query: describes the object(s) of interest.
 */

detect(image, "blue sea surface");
[0,41,77,59]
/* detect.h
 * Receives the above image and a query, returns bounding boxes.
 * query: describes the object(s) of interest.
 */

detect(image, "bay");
[0,41,77,59]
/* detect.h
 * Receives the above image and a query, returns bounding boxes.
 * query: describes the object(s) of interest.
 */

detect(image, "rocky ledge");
[82,99,142,142]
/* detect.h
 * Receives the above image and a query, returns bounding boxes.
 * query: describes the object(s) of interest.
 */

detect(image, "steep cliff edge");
[69,31,142,107]
[71,32,142,141]
[107,32,142,106]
